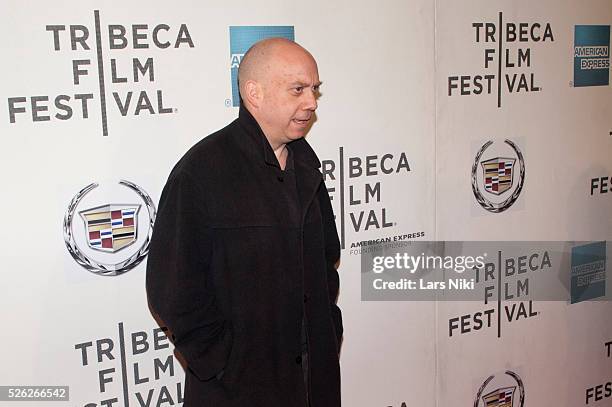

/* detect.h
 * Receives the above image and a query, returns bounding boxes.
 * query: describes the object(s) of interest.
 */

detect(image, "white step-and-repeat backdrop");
[0,0,610,406]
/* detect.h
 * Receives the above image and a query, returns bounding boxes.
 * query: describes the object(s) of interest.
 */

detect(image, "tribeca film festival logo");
[7,10,194,136]
[591,175,612,197]
[474,370,525,407]
[321,147,424,255]
[63,180,156,276]
[228,26,294,107]
[585,340,612,405]
[74,323,183,407]
[448,12,554,107]
[471,139,525,213]
[573,25,610,87]
[448,247,551,338]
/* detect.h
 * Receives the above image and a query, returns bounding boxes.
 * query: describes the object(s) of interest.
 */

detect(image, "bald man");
[146,38,343,407]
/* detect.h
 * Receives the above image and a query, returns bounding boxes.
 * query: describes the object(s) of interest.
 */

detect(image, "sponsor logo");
[472,139,525,213]
[7,10,194,136]
[63,180,156,276]
[474,370,525,407]
[571,241,606,303]
[74,322,182,407]
[81,205,140,253]
[574,25,610,87]
[228,26,294,107]
[321,147,424,254]
[482,157,515,195]
[447,12,554,107]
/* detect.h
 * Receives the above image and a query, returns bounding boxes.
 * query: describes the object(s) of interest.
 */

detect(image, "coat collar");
[237,102,323,220]
[237,102,321,170]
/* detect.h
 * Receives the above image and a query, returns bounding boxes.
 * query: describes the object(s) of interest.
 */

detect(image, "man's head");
[238,38,320,147]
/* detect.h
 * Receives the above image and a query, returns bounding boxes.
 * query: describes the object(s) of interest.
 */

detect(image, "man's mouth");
[293,118,310,126]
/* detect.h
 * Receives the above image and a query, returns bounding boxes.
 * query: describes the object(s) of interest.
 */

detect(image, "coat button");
[295,355,302,364]
[277,176,284,182]
[303,294,309,303]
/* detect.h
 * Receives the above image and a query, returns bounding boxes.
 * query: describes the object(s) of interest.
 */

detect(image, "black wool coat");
[146,105,343,407]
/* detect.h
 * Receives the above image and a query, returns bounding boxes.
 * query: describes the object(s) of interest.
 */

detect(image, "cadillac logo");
[483,387,515,406]
[80,205,140,253]
[474,370,525,407]
[482,157,515,195]
[472,140,525,213]
[63,180,156,276]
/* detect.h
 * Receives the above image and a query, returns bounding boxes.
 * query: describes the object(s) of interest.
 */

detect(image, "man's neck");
[275,144,288,170]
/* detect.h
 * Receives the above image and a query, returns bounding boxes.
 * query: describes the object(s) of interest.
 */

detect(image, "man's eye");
[294,87,304,93]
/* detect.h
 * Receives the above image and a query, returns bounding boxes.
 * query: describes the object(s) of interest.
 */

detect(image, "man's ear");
[243,80,262,108]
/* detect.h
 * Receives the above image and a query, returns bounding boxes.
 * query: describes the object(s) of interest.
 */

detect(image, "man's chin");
[286,131,307,142]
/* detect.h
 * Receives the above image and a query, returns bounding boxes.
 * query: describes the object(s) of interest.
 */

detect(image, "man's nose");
[303,89,318,111]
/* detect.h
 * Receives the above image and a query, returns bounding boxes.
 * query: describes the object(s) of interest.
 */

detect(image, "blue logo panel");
[571,241,606,303]
[229,26,295,106]
[574,25,610,87]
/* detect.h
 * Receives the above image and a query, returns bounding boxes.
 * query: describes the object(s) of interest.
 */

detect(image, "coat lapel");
[291,138,323,223]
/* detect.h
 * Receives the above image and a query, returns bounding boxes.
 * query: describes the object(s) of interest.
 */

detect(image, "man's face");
[258,49,320,144]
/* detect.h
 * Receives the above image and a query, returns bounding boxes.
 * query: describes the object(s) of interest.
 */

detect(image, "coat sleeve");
[146,169,232,381]
[318,182,343,349]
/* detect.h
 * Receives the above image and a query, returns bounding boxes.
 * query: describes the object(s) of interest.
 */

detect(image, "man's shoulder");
[170,119,241,179]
